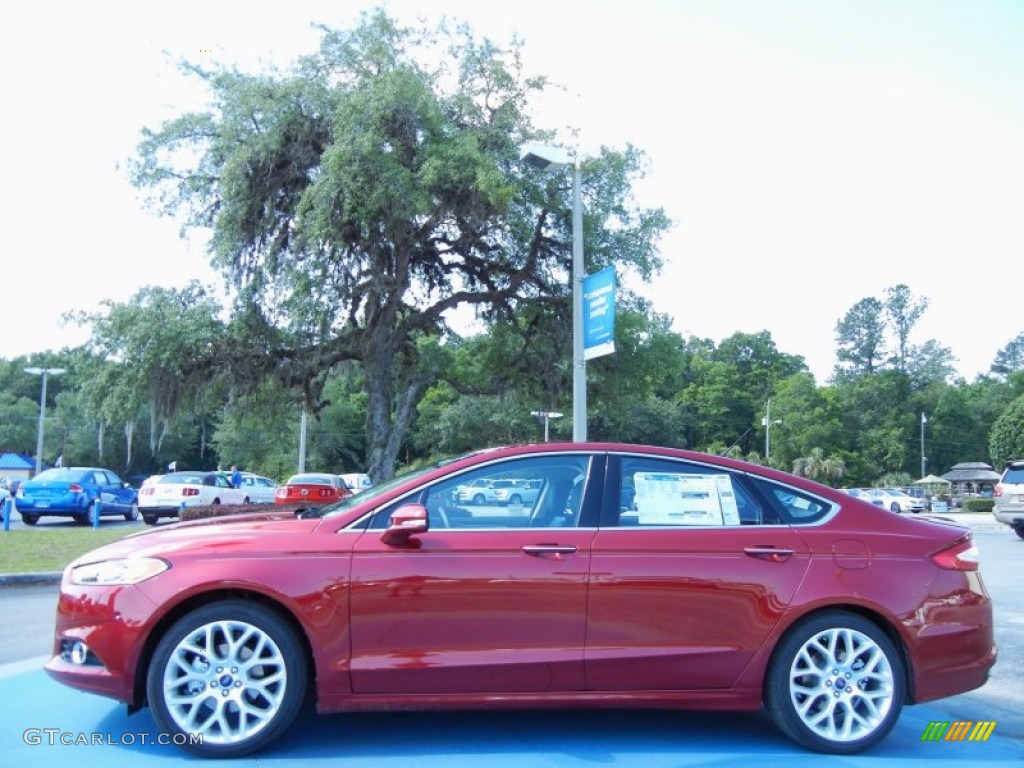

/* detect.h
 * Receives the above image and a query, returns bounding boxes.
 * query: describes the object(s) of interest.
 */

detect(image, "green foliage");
[989,394,1024,468]
[962,498,995,514]
[834,297,886,378]
[990,332,1024,379]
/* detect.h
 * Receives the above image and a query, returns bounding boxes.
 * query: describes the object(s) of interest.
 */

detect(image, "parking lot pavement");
[0,665,1021,768]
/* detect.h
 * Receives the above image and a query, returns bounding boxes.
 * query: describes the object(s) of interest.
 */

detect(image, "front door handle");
[743,546,795,563]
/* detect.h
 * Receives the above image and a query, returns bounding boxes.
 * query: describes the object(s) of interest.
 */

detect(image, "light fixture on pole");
[530,410,564,442]
[521,143,586,442]
[24,366,66,475]
[762,400,782,464]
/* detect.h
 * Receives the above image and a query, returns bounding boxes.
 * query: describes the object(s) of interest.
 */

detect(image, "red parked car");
[45,443,995,758]
[273,472,350,505]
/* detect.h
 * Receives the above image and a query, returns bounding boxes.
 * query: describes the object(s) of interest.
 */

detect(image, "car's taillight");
[276,488,286,497]
[993,484,1003,498]
[932,541,979,571]
[140,487,154,496]
[69,484,83,493]
[182,488,200,497]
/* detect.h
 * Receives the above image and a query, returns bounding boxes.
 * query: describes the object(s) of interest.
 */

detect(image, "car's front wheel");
[21,513,38,526]
[147,600,308,757]
[765,611,904,754]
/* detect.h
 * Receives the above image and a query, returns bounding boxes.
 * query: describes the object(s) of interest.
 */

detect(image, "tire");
[890,503,900,513]
[472,493,485,505]
[1013,524,1024,540]
[508,494,522,506]
[243,497,250,505]
[764,611,904,754]
[146,600,308,758]
[142,514,158,526]
[124,503,140,522]
[21,513,39,526]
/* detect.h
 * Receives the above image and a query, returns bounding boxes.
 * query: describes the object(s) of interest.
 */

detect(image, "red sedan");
[273,472,350,505]
[45,443,995,757]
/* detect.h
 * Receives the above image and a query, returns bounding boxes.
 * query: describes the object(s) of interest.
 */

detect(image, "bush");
[962,498,995,514]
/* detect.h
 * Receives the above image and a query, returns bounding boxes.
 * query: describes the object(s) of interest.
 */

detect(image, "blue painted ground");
[1,665,1021,767]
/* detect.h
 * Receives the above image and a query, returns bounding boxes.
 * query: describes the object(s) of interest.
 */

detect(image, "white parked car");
[239,472,279,504]
[863,488,925,514]
[139,471,250,525]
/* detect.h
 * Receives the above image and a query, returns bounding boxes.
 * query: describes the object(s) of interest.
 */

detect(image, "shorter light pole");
[762,400,782,464]
[24,367,66,475]
[530,411,564,442]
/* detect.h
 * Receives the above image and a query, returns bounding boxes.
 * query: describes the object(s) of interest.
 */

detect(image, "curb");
[0,572,62,586]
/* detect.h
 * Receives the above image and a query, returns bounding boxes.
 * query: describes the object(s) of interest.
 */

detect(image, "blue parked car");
[15,467,139,525]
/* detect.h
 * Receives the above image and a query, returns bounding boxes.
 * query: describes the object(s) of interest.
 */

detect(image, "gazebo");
[940,462,1002,501]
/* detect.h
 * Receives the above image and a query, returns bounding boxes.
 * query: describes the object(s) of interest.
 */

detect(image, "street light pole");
[24,367,66,475]
[920,412,928,478]
[571,158,586,442]
[521,143,587,442]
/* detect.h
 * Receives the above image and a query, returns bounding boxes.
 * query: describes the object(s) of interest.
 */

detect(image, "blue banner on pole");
[583,266,616,360]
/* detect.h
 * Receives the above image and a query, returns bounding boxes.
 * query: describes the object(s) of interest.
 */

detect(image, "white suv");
[993,460,1024,539]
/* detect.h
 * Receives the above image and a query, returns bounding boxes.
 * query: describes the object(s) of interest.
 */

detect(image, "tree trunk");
[124,421,134,469]
[363,340,425,482]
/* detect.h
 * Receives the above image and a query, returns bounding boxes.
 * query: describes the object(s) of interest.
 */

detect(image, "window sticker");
[633,472,741,526]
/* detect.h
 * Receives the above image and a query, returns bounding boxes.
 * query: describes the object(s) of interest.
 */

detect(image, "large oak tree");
[131,10,669,479]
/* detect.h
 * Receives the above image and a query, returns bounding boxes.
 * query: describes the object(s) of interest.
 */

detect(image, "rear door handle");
[743,546,795,563]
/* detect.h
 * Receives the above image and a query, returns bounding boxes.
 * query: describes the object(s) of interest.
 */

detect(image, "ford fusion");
[45,443,996,757]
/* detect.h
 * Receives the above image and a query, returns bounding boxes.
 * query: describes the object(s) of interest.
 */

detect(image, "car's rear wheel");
[124,503,139,522]
[509,494,522,506]
[765,611,904,754]
[142,514,157,526]
[21,513,39,526]
[147,600,307,758]
[1013,523,1024,540]
[472,493,485,504]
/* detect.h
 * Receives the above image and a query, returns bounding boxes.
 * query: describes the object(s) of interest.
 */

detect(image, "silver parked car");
[993,460,1024,538]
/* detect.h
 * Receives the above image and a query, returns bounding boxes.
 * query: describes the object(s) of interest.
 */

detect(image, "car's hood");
[68,513,324,566]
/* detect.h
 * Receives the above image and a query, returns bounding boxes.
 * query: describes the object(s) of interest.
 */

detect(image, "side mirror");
[381,503,429,546]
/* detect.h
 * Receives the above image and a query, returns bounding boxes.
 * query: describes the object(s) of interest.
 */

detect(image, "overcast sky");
[2,0,1022,382]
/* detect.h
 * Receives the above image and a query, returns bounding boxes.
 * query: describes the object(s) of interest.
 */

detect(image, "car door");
[348,453,599,695]
[585,453,812,691]
[94,470,128,512]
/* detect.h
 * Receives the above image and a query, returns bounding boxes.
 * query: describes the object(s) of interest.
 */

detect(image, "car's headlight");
[70,558,169,585]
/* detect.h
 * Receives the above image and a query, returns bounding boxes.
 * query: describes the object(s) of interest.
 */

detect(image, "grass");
[0,527,138,574]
